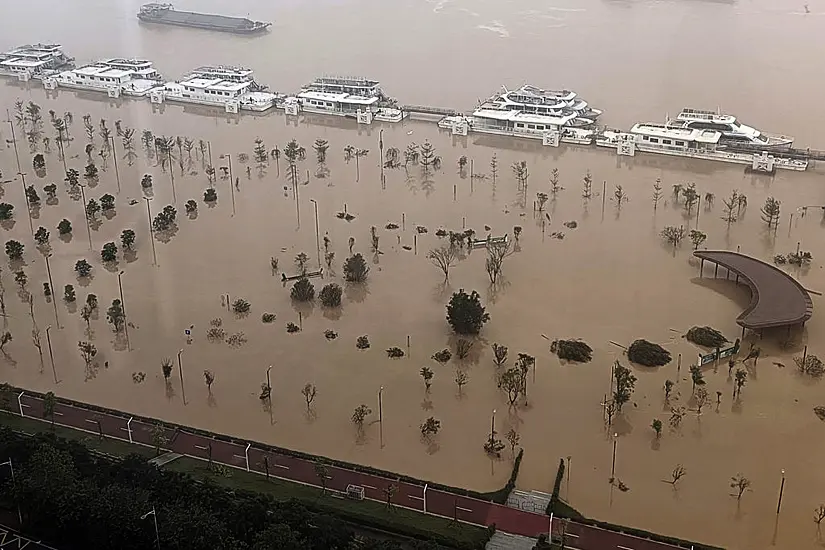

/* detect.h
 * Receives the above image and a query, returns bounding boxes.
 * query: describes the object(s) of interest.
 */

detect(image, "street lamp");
[776,469,786,515]
[266,365,272,392]
[309,198,320,268]
[0,459,22,525]
[178,349,186,405]
[610,433,618,479]
[490,409,497,446]
[109,135,121,194]
[219,153,236,215]
[566,455,572,501]
[378,386,384,448]
[45,325,57,384]
[44,253,59,327]
[17,171,34,235]
[144,197,158,265]
[140,506,161,550]
[78,182,93,250]
[118,270,130,351]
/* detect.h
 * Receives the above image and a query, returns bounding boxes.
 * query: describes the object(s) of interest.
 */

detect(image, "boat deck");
[143,10,264,31]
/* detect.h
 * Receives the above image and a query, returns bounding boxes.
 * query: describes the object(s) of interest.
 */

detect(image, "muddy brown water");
[2,2,825,549]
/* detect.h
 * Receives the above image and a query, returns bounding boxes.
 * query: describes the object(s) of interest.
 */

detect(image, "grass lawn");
[1,412,490,549]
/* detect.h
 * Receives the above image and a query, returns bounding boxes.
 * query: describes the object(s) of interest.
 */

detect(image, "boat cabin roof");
[631,123,721,143]
[0,58,48,68]
[5,44,62,57]
[74,66,133,78]
[180,77,249,91]
[298,90,379,105]
[473,108,578,125]
[676,108,736,125]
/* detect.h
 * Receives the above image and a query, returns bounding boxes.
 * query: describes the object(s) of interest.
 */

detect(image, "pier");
[725,144,825,162]
[401,104,460,118]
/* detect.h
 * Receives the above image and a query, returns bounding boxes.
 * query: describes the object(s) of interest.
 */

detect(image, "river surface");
[1,2,825,550]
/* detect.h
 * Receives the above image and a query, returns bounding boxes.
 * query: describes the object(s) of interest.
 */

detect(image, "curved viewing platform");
[694,250,814,331]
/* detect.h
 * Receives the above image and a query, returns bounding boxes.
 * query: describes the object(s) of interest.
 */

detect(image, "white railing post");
[245,443,251,472]
[17,392,24,417]
[423,483,428,513]
[127,417,133,444]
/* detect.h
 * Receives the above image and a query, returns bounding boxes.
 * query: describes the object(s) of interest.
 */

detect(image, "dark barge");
[137,3,271,35]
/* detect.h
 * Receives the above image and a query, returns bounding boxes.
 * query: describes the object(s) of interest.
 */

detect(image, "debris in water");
[627,339,672,367]
[815,406,825,421]
[435,229,448,237]
[564,221,578,229]
[386,347,405,358]
[415,225,428,234]
[402,245,412,251]
[286,323,300,334]
[551,339,593,363]
[685,326,728,348]
[385,223,400,230]
[324,329,338,340]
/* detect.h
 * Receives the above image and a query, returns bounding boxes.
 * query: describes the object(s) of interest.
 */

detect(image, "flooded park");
[2,1,825,549]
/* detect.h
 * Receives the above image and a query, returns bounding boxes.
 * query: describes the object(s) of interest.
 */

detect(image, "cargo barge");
[137,3,271,35]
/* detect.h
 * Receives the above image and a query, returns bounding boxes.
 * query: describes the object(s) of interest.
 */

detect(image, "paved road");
[10,391,691,550]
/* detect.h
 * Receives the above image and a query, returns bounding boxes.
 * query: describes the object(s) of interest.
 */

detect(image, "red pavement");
[10,391,690,550]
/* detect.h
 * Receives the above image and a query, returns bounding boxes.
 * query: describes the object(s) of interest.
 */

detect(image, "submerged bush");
[627,339,671,367]
[551,339,593,363]
[685,326,728,348]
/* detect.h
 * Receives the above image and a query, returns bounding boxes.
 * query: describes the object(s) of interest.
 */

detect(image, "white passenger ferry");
[285,75,406,123]
[666,108,793,149]
[596,123,806,172]
[0,43,74,80]
[44,59,163,97]
[153,66,281,113]
[437,84,601,146]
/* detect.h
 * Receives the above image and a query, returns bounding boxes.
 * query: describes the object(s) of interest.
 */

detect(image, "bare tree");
[505,428,520,457]
[427,246,458,281]
[666,464,686,486]
[455,369,468,395]
[485,240,512,284]
[721,190,739,227]
[815,505,825,529]
[301,383,317,412]
[491,343,508,369]
[694,387,710,415]
[652,178,663,211]
[730,474,751,501]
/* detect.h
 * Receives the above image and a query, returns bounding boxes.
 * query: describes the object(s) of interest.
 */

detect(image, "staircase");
[506,490,552,515]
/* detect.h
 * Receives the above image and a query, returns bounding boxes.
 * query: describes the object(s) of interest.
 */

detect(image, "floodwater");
[1,1,825,549]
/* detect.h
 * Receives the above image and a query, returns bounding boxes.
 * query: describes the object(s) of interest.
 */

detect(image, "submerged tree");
[760,196,781,230]
[283,139,306,190]
[730,474,751,501]
[661,225,686,249]
[721,190,739,227]
[446,289,489,335]
[689,229,707,250]
[582,170,593,199]
[612,361,636,412]
[490,153,498,184]
[427,246,458,281]
[313,138,329,163]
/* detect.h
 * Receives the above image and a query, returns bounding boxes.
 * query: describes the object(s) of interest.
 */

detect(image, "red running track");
[11,392,686,550]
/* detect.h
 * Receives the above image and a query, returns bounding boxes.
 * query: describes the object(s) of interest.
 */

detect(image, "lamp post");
[118,270,129,351]
[78,183,93,250]
[776,469,786,515]
[219,153,235,215]
[309,198,320,268]
[566,455,572,501]
[378,386,384,448]
[144,197,158,265]
[266,364,272,392]
[45,325,57,384]
[178,349,186,405]
[5,109,22,173]
[140,506,161,550]
[0,459,22,525]
[109,135,121,194]
[44,253,59,327]
[490,409,497,446]
[610,433,618,479]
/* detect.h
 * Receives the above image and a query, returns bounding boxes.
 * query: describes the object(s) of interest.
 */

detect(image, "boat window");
[649,138,659,143]
[662,139,672,145]
[528,124,535,130]
[642,136,649,141]
[675,141,684,147]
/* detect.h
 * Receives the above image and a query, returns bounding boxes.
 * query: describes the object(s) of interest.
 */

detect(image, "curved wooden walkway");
[694,250,813,329]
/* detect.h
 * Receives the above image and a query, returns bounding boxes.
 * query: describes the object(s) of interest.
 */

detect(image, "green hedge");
[0,384,520,504]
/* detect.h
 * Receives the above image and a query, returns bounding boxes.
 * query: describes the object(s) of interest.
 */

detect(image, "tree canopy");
[446,289,489,335]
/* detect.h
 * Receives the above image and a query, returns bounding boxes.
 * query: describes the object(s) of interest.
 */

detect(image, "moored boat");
[666,108,793,149]
[286,76,406,124]
[153,65,281,113]
[44,58,163,97]
[0,43,74,81]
